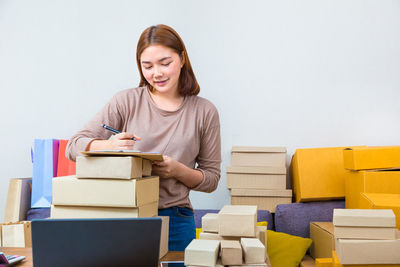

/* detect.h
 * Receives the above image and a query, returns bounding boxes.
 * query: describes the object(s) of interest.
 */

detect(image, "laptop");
[31,218,161,267]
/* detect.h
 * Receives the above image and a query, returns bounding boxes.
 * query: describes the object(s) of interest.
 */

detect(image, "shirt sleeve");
[191,105,222,193]
[66,93,124,161]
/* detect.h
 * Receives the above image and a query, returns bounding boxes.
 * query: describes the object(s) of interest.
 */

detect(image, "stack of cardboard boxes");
[227,147,292,212]
[51,156,159,218]
[187,205,268,267]
[343,146,400,229]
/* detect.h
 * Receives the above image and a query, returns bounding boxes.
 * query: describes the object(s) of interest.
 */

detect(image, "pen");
[101,124,137,141]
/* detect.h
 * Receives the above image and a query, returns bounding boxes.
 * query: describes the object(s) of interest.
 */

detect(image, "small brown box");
[221,240,243,265]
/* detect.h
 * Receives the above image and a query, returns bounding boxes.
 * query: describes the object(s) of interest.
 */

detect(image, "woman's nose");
[154,66,163,77]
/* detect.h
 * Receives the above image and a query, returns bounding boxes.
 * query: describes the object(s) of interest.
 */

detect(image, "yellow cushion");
[267,230,312,267]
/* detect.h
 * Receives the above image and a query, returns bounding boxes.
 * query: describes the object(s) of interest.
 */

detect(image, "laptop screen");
[31,218,161,267]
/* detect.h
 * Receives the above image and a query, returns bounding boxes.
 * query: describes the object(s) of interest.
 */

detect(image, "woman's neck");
[149,89,184,111]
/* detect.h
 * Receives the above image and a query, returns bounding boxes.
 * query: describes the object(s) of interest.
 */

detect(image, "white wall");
[1,0,399,221]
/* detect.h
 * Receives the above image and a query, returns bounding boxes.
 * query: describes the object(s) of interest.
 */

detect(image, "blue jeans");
[158,207,196,251]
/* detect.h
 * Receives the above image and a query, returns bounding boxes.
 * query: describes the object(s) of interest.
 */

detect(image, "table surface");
[1,247,184,267]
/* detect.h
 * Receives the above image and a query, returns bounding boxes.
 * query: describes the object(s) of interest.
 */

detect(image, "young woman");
[66,24,221,251]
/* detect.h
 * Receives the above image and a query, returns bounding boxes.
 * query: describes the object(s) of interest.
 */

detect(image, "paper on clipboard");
[80,150,164,161]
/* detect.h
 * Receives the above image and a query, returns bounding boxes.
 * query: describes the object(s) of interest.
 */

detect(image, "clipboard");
[81,150,164,161]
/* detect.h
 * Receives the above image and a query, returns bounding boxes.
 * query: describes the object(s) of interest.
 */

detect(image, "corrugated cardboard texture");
[227,166,286,174]
[184,239,220,267]
[52,175,159,207]
[241,238,266,264]
[332,250,400,267]
[345,170,400,209]
[50,202,158,219]
[310,222,334,259]
[300,255,316,267]
[335,232,400,264]
[1,221,31,248]
[227,173,286,189]
[158,216,169,259]
[231,196,291,213]
[142,159,152,177]
[4,178,31,223]
[333,208,396,228]
[231,147,286,167]
[202,213,218,233]
[76,156,142,179]
[230,188,292,197]
[220,240,243,265]
[334,225,396,240]
[343,146,400,171]
[360,193,400,229]
[218,205,257,237]
[291,147,360,202]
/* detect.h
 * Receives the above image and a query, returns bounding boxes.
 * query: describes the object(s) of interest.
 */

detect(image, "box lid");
[231,146,286,153]
[226,166,286,174]
[219,205,257,215]
[333,209,396,227]
[230,188,292,197]
[343,146,400,170]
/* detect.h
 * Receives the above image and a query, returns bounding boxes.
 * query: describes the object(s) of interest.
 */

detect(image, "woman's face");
[140,45,184,96]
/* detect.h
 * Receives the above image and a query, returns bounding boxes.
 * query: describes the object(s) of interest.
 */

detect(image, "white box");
[202,213,218,233]
[184,239,220,267]
[218,205,257,237]
[241,238,266,264]
[333,209,396,227]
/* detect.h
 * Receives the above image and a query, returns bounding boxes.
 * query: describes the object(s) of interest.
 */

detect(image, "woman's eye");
[144,66,152,70]
[162,62,172,67]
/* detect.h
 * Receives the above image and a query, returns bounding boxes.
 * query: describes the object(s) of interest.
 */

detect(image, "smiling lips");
[154,79,169,86]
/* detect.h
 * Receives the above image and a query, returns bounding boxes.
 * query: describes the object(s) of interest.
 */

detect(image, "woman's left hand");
[152,155,182,179]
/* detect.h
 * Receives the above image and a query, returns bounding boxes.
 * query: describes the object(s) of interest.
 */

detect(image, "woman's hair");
[136,24,200,96]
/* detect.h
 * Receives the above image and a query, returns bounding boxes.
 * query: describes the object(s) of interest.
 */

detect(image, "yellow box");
[360,193,400,229]
[345,170,400,209]
[332,250,400,267]
[343,146,400,171]
[315,258,333,267]
[291,147,361,202]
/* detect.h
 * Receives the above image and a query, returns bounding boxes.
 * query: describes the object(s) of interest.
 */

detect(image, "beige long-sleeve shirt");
[66,86,221,209]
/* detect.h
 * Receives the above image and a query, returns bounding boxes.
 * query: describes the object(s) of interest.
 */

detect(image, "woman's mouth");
[154,79,169,87]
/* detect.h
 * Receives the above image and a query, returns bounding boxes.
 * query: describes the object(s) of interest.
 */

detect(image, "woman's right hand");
[87,132,141,151]
[110,132,141,150]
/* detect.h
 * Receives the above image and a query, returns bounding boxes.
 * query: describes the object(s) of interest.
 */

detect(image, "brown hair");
[136,24,200,96]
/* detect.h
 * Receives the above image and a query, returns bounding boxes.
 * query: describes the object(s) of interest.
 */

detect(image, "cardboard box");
[4,178,31,223]
[332,250,400,267]
[315,258,333,267]
[300,255,316,267]
[159,216,169,259]
[335,231,400,264]
[226,166,286,189]
[202,213,218,233]
[142,159,152,177]
[231,146,286,167]
[291,147,362,202]
[50,202,158,218]
[310,222,335,259]
[241,238,266,264]
[184,239,220,267]
[52,175,159,207]
[345,170,400,209]
[343,146,400,171]
[1,221,31,247]
[218,205,257,237]
[220,240,243,265]
[334,225,396,240]
[76,156,142,179]
[199,226,266,246]
[230,189,292,212]
[256,225,267,247]
[333,208,396,228]
[360,193,400,229]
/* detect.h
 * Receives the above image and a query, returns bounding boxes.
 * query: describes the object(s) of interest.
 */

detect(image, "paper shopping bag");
[56,140,76,177]
[31,139,59,208]
[4,178,32,223]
